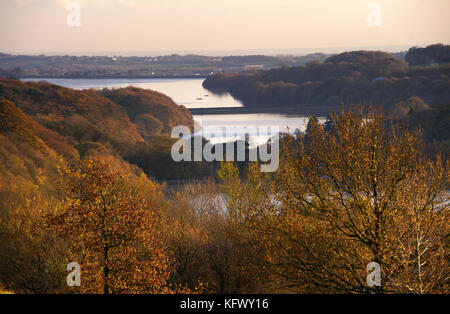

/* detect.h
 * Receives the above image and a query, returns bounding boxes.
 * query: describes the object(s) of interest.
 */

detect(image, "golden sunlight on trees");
[0,194,67,294]
[47,159,172,294]
[0,76,448,294]
[162,178,268,293]
[218,108,449,293]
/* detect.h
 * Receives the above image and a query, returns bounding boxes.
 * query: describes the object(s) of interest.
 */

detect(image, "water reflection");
[193,114,326,146]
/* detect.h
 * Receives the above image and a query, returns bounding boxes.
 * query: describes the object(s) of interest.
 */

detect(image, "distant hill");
[98,87,193,139]
[405,44,450,66]
[0,79,194,151]
[0,79,144,155]
[0,79,202,182]
[203,49,450,109]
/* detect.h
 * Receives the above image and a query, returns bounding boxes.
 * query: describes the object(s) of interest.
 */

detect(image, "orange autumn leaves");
[218,108,449,293]
[48,159,174,294]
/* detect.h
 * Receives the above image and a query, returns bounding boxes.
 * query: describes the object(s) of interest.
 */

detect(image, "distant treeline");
[405,44,450,66]
[0,53,332,78]
[203,44,450,109]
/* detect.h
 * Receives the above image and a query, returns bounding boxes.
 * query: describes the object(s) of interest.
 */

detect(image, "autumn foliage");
[0,78,448,294]
[47,159,172,293]
[218,108,449,293]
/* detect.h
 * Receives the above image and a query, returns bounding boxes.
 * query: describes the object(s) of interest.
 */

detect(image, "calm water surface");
[194,113,325,146]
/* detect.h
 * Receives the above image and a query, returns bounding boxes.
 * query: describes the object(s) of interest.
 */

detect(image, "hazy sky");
[0,0,449,55]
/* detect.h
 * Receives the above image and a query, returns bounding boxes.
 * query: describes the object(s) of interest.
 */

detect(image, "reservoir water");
[21,78,325,145]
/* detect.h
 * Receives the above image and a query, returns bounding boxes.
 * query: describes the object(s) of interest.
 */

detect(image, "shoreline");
[189,106,337,116]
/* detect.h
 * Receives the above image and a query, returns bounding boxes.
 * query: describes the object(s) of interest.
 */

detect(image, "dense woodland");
[203,44,450,109]
[0,62,448,294]
[405,44,450,66]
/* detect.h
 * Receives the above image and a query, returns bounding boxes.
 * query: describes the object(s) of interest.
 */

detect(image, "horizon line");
[2,43,442,58]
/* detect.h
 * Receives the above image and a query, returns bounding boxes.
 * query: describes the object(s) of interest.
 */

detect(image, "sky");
[0,0,449,56]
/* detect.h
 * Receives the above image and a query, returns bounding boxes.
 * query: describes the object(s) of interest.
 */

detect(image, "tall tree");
[219,108,449,293]
[48,158,171,294]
